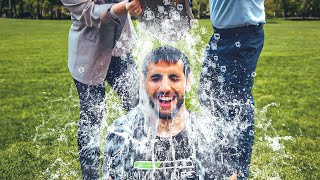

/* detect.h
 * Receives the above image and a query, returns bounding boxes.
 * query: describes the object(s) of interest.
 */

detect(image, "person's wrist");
[112,1,127,16]
[110,6,120,19]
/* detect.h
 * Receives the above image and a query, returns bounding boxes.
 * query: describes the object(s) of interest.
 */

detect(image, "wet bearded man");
[142,47,237,180]
[103,46,238,179]
[102,46,196,179]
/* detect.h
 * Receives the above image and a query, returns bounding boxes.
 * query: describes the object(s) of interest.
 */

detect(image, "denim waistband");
[212,24,264,36]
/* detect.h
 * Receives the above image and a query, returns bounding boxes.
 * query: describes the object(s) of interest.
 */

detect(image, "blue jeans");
[198,24,264,179]
[74,54,139,180]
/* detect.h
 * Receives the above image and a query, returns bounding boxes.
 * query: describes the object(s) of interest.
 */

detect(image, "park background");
[0,0,319,179]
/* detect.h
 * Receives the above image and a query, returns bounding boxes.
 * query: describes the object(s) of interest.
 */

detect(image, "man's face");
[145,60,189,119]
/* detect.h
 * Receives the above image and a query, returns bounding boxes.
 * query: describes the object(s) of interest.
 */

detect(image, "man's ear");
[186,73,193,92]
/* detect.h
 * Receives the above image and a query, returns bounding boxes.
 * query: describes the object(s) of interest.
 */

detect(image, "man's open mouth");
[159,96,174,103]
[156,95,177,109]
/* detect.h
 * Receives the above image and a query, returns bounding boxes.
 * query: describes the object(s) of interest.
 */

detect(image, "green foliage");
[265,0,281,18]
[192,0,210,18]
[1,0,320,19]
[271,0,320,17]
[0,18,319,179]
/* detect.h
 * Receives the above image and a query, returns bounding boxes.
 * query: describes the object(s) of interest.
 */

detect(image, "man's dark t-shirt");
[103,106,237,179]
[102,107,197,179]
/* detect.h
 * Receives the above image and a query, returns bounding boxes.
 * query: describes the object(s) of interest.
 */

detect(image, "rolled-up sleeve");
[61,0,120,27]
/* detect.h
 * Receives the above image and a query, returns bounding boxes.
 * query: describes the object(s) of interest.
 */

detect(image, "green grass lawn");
[0,18,319,179]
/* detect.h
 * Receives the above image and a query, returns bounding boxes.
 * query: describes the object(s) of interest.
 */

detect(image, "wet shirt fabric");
[135,131,196,179]
[102,107,197,179]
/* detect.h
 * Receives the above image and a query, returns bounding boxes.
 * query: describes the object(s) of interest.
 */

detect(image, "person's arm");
[60,0,141,27]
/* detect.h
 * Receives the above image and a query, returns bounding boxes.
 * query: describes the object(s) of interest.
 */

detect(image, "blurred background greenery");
[0,0,319,19]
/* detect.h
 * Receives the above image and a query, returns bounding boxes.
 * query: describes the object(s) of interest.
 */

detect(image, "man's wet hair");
[142,46,191,78]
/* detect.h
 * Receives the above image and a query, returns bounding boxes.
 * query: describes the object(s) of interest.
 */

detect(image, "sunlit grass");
[0,18,319,179]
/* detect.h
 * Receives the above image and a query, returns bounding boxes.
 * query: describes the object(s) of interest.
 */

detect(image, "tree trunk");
[0,0,2,16]
[57,6,62,19]
[18,0,23,18]
[12,0,17,17]
[30,3,33,18]
[50,1,53,19]
[36,0,41,19]
[198,2,201,19]
[9,0,12,18]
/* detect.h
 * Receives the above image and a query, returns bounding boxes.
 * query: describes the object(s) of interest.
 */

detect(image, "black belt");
[213,24,264,35]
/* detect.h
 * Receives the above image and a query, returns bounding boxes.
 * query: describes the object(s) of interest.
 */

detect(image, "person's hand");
[126,0,142,16]
[227,170,237,180]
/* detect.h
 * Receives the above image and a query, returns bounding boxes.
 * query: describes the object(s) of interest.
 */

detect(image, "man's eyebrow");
[150,74,162,78]
[169,74,180,78]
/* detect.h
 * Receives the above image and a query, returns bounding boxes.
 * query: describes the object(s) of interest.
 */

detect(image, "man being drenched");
[102,45,239,179]
[102,46,196,179]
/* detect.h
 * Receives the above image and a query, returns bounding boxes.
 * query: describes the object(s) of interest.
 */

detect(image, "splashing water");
[250,103,293,179]
[35,84,294,179]
[138,0,193,42]
[35,4,295,180]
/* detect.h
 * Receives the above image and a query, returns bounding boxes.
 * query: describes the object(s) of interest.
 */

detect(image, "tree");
[265,0,282,18]
[192,0,209,18]
[272,0,320,18]
[0,0,319,19]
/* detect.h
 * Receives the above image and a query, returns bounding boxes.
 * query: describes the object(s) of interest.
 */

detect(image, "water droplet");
[214,33,220,40]
[270,138,281,151]
[232,99,238,104]
[214,56,219,61]
[161,19,174,31]
[251,71,256,77]
[144,9,155,20]
[190,19,199,29]
[220,66,226,73]
[163,0,170,5]
[249,130,254,136]
[222,138,229,145]
[205,44,210,51]
[218,76,225,82]
[211,43,217,50]
[120,54,127,60]
[240,99,244,105]
[211,63,216,69]
[158,6,164,13]
[116,41,123,48]
[79,67,84,73]
[202,67,208,74]
[171,11,180,21]
[200,27,207,34]
[235,41,241,48]
[177,4,183,11]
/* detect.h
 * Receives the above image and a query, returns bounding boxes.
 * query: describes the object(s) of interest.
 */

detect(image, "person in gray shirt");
[60,0,142,179]
[198,0,265,179]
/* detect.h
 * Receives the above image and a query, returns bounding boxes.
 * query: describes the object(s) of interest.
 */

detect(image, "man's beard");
[149,94,185,120]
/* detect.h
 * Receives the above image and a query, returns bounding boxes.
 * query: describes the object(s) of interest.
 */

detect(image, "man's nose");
[159,77,171,92]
